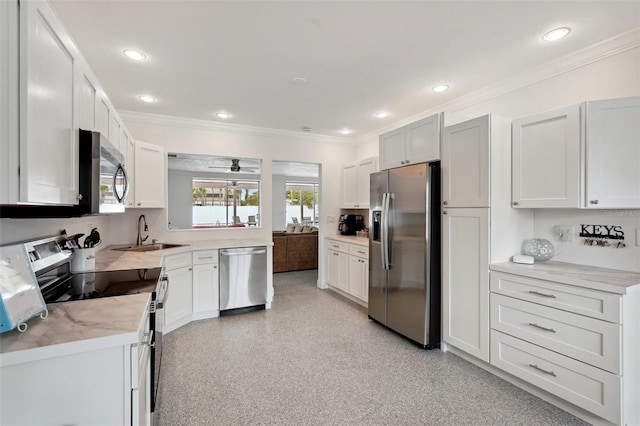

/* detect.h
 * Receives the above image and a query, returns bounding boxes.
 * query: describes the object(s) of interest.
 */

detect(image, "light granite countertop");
[0,293,150,367]
[95,238,273,271]
[491,261,640,295]
[325,234,369,247]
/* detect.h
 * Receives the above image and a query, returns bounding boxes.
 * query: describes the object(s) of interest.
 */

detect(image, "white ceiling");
[51,1,640,138]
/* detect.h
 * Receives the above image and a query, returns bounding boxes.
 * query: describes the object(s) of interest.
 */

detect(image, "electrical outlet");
[327,215,335,224]
[554,225,574,242]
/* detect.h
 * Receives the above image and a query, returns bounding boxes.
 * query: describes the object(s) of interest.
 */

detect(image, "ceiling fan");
[209,158,257,173]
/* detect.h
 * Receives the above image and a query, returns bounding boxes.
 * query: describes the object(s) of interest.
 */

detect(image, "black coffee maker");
[338,214,364,236]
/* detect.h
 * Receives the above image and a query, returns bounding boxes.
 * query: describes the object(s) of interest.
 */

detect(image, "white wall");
[355,46,640,272]
[271,175,287,230]
[0,215,111,247]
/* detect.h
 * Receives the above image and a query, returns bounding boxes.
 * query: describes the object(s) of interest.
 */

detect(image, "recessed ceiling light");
[374,111,390,119]
[339,128,352,135]
[138,95,156,103]
[291,77,308,85]
[216,112,231,119]
[432,84,449,93]
[124,49,147,61]
[542,27,571,42]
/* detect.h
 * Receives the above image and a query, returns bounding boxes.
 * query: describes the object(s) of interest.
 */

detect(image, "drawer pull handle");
[528,290,556,298]
[528,322,556,333]
[332,245,339,248]
[528,364,556,377]
[357,250,365,254]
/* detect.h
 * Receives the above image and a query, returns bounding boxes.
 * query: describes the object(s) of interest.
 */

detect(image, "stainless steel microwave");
[78,129,129,214]
[0,130,128,218]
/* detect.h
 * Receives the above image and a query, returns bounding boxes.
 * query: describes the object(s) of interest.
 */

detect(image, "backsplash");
[532,209,640,272]
[0,216,111,247]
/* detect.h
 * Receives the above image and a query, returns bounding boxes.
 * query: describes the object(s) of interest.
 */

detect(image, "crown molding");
[119,110,356,146]
[357,28,640,144]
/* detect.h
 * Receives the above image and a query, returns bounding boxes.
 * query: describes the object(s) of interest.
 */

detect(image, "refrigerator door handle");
[382,192,391,271]
[381,193,387,270]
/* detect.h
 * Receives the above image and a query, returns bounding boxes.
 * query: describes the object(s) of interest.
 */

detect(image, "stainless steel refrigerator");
[369,162,441,348]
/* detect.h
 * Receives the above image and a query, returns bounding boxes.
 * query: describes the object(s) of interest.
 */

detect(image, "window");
[192,179,260,228]
[285,183,319,226]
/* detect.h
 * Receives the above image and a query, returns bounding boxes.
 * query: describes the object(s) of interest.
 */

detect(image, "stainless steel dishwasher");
[219,246,268,313]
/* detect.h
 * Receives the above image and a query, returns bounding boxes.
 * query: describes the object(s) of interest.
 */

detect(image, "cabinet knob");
[213,265,217,269]
[137,203,142,206]
[513,201,519,206]
[443,211,448,215]
[590,200,599,205]
[443,201,448,206]
[76,194,83,200]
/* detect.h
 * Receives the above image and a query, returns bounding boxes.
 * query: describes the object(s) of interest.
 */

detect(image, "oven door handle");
[157,274,169,307]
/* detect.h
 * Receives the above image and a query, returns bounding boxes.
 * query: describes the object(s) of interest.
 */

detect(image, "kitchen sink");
[113,243,188,252]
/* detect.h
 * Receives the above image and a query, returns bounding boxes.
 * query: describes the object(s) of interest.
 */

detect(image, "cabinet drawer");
[349,244,368,258]
[491,293,621,374]
[163,252,192,271]
[491,330,621,424]
[326,239,348,253]
[491,272,621,323]
[192,250,218,265]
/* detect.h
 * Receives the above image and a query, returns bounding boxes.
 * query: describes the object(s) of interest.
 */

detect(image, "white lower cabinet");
[164,253,193,333]
[0,298,151,426]
[192,250,220,319]
[325,238,369,303]
[489,269,639,425]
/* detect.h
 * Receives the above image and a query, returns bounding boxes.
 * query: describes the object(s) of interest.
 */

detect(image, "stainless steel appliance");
[0,130,128,218]
[369,162,441,348]
[219,247,267,313]
[77,129,128,214]
[22,235,164,414]
[338,214,364,235]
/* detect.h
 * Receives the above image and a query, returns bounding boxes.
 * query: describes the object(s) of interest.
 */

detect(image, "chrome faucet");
[137,214,149,246]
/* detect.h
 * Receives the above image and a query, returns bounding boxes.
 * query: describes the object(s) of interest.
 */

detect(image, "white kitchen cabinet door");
[442,207,490,362]
[442,115,490,208]
[348,255,368,301]
[512,105,581,208]
[405,113,440,164]
[342,162,358,207]
[193,262,219,315]
[19,0,80,205]
[125,135,136,208]
[326,248,349,292]
[96,94,110,139]
[379,128,406,170]
[0,0,19,203]
[78,67,97,132]
[164,265,193,333]
[134,140,165,208]
[585,97,640,209]
[356,157,377,208]
[109,113,122,153]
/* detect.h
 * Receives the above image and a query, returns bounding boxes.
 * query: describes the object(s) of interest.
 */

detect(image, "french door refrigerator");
[369,162,441,348]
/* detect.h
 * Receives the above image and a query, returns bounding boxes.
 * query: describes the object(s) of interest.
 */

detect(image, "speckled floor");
[156,270,587,426]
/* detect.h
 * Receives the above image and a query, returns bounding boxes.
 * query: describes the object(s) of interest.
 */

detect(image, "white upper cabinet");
[96,94,110,138]
[342,157,378,208]
[78,65,97,132]
[512,105,581,208]
[379,113,440,170]
[585,97,640,209]
[442,115,490,207]
[134,140,165,208]
[109,112,122,152]
[20,0,80,205]
[125,135,136,208]
[512,97,640,209]
[0,0,20,204]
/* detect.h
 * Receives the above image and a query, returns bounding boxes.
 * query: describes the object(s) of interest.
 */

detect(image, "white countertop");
[0,293,150,367]
[491,261,640,295]
[325,234,369,247]
[95,238,273,271]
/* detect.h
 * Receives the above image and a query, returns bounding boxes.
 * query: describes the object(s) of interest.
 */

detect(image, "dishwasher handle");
[221,249,267,256]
